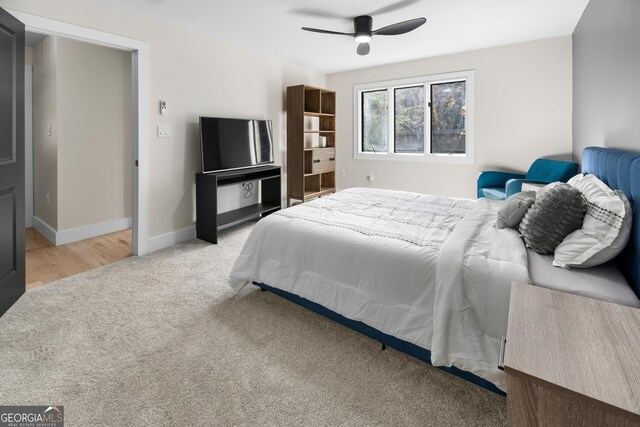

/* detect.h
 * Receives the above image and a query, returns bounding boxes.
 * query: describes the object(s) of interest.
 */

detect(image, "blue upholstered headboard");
[581,147,640,298]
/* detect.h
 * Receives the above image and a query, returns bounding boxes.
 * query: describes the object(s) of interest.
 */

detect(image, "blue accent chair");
[477,158,579,200]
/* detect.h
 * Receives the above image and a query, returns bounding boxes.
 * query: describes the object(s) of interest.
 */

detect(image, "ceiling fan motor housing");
[354,15,373,39]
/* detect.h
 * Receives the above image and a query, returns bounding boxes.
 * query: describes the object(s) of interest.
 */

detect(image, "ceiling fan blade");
[373,17,426,36]
[357,42,370,56]
[302,27,355,36]
[368,0,419,16]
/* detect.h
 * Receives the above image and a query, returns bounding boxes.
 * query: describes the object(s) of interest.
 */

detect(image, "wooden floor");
[25,228,132,290]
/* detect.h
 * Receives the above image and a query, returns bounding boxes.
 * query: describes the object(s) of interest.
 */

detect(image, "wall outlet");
[339,170,346,177]
[157,125,171,138]
[367,173,374,182]
[45,194,50,207]
[47,124,52,136]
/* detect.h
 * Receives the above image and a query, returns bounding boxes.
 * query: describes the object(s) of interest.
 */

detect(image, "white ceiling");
[92,0,589,74]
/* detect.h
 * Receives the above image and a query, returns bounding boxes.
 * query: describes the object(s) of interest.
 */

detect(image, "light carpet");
[0,221,506,426]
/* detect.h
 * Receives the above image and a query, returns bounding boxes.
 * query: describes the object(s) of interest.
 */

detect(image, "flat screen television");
[200,117,274,173]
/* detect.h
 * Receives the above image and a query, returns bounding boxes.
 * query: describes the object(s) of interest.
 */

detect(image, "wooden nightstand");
[504,283,640,426]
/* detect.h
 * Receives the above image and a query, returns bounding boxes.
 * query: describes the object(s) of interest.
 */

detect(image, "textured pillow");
[554,174,632,268]
[496,191,536,229]
[536,181,562,199]
[519,183,586,254]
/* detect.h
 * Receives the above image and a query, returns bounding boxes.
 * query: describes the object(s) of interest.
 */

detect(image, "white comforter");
[229,187,529,390]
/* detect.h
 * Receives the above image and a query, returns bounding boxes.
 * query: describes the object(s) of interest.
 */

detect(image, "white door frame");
[24,65,33,228]
[9,10,149,255]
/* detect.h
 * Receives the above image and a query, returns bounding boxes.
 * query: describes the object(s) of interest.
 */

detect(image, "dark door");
[0,8,25,316]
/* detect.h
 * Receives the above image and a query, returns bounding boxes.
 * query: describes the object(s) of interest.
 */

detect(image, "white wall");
[31,35,132,241]
[32,35,58,229]
[56,37,132,231]
[572,0,640,158]
[3,0,327,242]
[328,36,573,199]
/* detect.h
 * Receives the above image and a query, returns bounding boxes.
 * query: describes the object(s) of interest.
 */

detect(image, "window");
[354,71,475,163]
[394,86,424,154]
[361,90,388,153]
[431,81,466,155]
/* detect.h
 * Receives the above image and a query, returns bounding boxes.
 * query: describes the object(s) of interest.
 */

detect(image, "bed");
[228,147,640,394]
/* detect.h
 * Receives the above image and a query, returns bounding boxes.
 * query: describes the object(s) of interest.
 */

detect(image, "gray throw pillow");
[519,183,586,254]
[496,191,536,229]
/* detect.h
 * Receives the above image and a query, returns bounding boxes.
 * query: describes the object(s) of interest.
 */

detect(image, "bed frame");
[255,282,505,395]
[256,147,640,397]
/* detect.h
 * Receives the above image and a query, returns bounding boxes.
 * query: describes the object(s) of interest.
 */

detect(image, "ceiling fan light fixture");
[354,34,372,43]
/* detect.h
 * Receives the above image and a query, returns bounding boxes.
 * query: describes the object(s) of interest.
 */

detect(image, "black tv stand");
[196,165,281,244]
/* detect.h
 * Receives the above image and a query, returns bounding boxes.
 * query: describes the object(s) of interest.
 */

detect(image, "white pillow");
[564,173,586,191]
[553,174,632,268]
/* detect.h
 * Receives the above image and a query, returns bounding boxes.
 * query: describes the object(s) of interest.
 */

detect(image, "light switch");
[157,125,171,138]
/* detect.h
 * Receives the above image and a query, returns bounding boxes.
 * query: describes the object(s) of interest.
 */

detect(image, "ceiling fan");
[302,15,426,56]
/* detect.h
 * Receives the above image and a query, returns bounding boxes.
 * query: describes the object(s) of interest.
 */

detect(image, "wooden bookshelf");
[287,85,336,206]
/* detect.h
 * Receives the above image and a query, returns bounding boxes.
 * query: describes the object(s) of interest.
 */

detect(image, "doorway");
[6,10,150,290]
[24,32,134,288]
[9,10,150,257]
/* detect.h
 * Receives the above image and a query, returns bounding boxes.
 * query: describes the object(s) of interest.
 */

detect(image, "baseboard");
[147,226,196,253]
[34,216,195,252]
[55,217,132,246]
[33,217,132,246]
[32,216,57,245]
